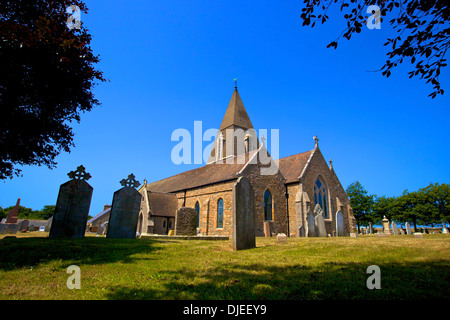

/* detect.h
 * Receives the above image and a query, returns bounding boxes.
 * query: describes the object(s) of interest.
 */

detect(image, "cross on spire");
[68,165,92,181]
[313,136,319,148]
[120,173,140,188]
[260,135,266,146]
[234,78,237,90]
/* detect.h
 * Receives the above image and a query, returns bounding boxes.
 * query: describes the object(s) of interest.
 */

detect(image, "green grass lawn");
[0,232,449,300]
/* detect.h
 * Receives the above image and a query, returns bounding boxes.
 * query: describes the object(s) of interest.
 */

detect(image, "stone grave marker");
[6,198,20,224]
[405,222,412,235]
[306,206,316,237]
[175,207,197,236]
[277,233,287,244]
[392,221,399,235]
[335,210,345,237]
[106,174,142,239]
[232,176,256,251]
[49,165,93,239]
[264,221,272,237]
[382,216,392,235]
[314,204,327,237]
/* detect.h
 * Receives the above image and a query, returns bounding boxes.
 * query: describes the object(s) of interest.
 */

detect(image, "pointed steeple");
[219,88,254,131]
[207,88,257,164]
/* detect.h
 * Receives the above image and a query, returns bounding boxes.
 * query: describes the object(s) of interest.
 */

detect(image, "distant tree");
[299,0,449,98]
[36,204,56,220]
[346,181,374,231]
[0,0,106,179]
[372,195,396,223]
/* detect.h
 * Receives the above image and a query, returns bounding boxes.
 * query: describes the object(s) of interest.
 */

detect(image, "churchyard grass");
[0,233,448,299]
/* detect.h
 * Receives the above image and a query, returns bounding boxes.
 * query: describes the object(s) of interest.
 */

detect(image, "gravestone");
[335,210,345,237]
[382,216,392,235]
[263,221,272,237]
[369,222,373,234]
[314,204,327,237]
[6,198,20,224]
[306,206,316,237]
[391,221,399,235]
[232,176,256,251]
[49,166,93,239]
[414,232,424,238]
[405,222,412,235]
[298,225,305,237]
[175,207,197,236]
[350,232,358,238]
[277,233,287,244]
[19,220,29,231]
[442,220,449,234]
[106,174,142,239]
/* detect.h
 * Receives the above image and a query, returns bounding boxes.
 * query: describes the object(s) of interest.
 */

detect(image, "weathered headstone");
[232,176,256,251]
[405,222,412,235]
[277,233,287,244]
[49,166,93,239]
[369,222,373,234]
[106,174,142,239]
[175,207,197,236]
[314,204,327,237]
[298,225,305,237]
[335,210,345,237]
[382,216,392,235]
[6,198,20,224]
[306,206,316,237]
[400,229,405,235]
[442,220,449,234]
[350,232,358,238]
[263,221,272,237]
[391,221,399,235]
[414,232,424,238]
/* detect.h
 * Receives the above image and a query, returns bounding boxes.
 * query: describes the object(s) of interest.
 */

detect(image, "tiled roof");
[146,149,314,193]
[278,150,314,183]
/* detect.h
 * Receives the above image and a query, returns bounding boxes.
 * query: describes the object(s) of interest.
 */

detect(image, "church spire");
[219,87,254,131]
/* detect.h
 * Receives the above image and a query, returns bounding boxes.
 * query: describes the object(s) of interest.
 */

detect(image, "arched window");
[314,177,329,218]
[195,201,200,228]
[217,198,224,228]
[264,190,273,221]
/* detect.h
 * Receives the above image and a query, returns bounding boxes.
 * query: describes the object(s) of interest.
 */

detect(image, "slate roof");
[278,150,314,184]
[146,151,257,193]
[146,149,314,193]
[147,192,178,217]
[87,207,111,224]
[219,89,254,130]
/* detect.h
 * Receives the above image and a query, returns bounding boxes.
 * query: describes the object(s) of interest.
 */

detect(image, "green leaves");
[299,0,449,98]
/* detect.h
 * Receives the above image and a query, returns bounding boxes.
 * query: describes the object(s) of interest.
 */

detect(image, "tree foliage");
[0,204,55,220]
[0,0,106,179]
[345,181,374,231]
[300,0,449,98]
[347,182,450,231]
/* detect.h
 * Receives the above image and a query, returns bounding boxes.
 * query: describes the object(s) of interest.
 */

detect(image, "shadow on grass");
[104,259,450,300]
[0,236,162,271]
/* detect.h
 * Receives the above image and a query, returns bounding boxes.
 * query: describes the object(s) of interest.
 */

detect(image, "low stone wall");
[139,234,229,240]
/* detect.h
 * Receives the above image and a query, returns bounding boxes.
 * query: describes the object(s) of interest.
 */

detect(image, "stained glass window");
[217,198,224,228]
[264,190,273,221]
[314,178,329,218]
[195,201,200,228]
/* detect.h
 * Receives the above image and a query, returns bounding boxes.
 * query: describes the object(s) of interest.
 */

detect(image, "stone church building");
[137,87,356,237]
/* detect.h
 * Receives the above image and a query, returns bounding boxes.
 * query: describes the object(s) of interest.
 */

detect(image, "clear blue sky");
[1,0,449,216]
